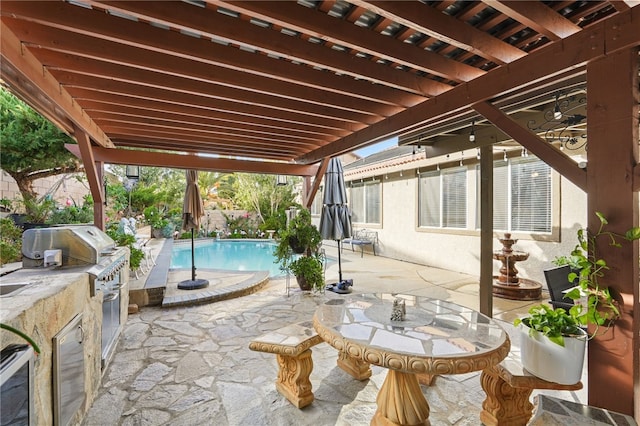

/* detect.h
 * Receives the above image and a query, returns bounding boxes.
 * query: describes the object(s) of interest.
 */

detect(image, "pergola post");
[479,144,494,317]
[586,47,639,417]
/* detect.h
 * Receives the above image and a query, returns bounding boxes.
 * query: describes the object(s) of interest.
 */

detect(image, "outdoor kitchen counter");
[0,268,104,426]
[0,267,95,320]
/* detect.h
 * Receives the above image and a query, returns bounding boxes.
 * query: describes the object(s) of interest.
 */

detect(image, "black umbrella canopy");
[319,157,352,289]
[319,158,352,241]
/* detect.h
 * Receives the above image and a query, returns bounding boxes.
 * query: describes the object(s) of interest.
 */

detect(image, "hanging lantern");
[125,165,140,180]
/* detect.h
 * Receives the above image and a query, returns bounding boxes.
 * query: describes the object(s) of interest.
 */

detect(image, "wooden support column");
[95,161,105,231]
[304,157,330,209]
[74,127,106,230]
[586,47,639,417]
[479,144,494,317]
[302,176,312,209]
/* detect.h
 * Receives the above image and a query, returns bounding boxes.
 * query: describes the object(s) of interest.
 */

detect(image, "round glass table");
[313,293,511,426]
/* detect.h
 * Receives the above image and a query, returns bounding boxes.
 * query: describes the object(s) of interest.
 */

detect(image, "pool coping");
[161,270,270,308]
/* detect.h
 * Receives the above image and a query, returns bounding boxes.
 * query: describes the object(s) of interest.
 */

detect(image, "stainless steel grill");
[21,225,129,368]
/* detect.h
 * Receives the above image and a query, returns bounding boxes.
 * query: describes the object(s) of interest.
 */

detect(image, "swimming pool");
[170,239,284,277]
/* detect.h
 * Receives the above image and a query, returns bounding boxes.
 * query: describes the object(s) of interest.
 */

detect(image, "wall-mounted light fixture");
[476,148,481,160]
[469,120,476,142]
[553,93,562,120]
[276,175,287,186]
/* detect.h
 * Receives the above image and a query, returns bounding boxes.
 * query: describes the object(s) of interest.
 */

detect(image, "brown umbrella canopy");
[178,169,208,289]
[182,170,204,231]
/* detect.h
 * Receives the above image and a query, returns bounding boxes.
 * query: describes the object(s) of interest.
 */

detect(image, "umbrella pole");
[178,226,209,290]
[337,241,342,283]
[191,228,196,281]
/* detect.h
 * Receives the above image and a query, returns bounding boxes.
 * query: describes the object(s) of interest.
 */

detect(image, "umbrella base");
[326,279,353,294]
[177,278,210,290]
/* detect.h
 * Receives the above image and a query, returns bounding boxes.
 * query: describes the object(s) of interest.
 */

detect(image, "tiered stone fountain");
[492,233,542,300]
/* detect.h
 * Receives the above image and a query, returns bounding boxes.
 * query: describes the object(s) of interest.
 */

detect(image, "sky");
[354,137,398,158]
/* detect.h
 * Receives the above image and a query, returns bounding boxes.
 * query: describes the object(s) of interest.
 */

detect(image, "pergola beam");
[353,0,526,64]
[299,6,640,163]
[0,22,113,148]
[472,101,587,192]
[65,144,319,177]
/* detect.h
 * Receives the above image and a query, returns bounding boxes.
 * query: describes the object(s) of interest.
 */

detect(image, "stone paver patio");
[83,245,587,426]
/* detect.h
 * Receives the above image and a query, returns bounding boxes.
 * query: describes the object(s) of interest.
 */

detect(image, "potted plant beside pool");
[275,209,324,292]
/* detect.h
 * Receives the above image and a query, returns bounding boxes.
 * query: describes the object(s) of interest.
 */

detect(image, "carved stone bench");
[480,357,583,426]
[249,321,323,408]
[249,320,373,408]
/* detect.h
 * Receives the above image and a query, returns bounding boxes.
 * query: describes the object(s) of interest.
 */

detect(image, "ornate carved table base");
[276,350,315,408]
[372,370,430,426]
[338,350,372,380]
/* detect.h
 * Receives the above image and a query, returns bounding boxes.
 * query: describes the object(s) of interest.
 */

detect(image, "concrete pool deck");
[83,238,589,426]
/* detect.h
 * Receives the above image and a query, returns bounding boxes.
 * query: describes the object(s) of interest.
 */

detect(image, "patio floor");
[83,245,587,426]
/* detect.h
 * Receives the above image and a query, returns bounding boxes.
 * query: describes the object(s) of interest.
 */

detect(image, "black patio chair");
[543,265,577,312]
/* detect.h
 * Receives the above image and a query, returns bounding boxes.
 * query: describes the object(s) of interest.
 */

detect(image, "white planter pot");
[519,324,587,385]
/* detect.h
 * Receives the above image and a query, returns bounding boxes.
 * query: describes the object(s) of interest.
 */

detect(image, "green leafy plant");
[274,209,323,290]
[514,304,584,347]
[556,212,640,328]
[288,254,324,291]
[22,197,55,223]
[524,212,640,346]
[48,198,94,225]
[0,198,14,212]
[143,206,169,231]
[0,217,22,265]
[275,209,321,262]
[105,228,144,270]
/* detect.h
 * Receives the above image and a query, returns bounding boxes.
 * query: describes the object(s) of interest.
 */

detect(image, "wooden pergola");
[1,1,638,418]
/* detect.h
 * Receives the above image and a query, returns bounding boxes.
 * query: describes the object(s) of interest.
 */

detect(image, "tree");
[232,173,299,224]
[199,171,235,209]
[0,88,82,209]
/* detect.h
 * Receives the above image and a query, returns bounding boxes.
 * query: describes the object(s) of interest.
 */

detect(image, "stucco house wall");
[335,150,588,286]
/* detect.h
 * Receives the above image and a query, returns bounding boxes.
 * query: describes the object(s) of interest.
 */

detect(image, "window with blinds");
[476,157,552,233]
[350,181,381,225]
[418,167,467,229]
[511,158,551,232]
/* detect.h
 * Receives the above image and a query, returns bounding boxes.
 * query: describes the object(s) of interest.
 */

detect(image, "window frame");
[349,180,382,226]
[417,166,467,230]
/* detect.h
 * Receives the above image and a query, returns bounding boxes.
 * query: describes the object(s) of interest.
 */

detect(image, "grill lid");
[22,225,117,266]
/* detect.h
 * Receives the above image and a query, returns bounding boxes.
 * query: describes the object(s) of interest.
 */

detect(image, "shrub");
[48,203,94,225]
[0,217,22,265]
[105,228,143,270]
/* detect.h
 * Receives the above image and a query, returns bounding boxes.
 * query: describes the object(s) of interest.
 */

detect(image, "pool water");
[170,240,284,277]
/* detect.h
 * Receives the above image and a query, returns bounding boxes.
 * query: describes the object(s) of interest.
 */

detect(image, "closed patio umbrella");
[319,157,353,292]
[178,170,209,290]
